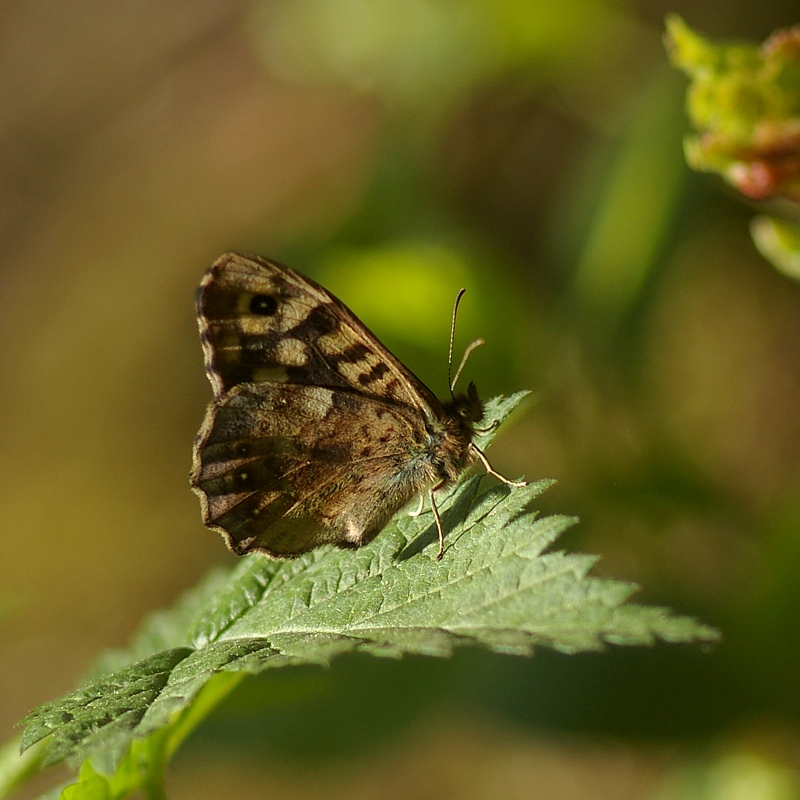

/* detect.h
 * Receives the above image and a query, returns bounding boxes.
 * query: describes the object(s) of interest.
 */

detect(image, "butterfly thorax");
[426,381,484,485]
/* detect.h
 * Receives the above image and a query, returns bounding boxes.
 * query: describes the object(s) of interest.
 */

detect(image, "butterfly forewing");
[196,252,441,413]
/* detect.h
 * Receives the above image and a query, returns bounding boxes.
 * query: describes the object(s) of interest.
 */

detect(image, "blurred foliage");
[3,0,800,798]
[665,15,800,202]
[666,16,800,283]
[752,215,800,279]
[247,0,624,113]
[656,745,800,800]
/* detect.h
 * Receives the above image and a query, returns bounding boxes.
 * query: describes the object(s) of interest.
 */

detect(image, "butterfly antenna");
[447,289,466,397]
[452,338,484,393]
[447,288,485,396]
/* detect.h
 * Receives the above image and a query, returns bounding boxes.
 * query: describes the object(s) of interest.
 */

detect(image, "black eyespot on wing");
[250,294,278,315]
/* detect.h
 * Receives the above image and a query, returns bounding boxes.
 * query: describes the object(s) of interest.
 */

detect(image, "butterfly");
[190,252,524,560]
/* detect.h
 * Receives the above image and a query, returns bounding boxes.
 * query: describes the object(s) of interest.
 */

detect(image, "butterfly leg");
[428,482,447,561]
[408,495,425,518]
[471,444,527,488]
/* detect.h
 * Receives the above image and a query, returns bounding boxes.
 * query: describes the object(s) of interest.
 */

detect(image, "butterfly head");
[446,380,484,427]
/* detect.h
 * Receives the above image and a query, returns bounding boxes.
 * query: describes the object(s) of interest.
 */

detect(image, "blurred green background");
[2,1,800,798]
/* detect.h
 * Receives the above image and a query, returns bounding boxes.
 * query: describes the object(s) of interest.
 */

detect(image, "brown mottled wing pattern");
[190,252,458,557]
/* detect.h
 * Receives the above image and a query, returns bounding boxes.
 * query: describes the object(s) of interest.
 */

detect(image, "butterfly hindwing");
[191,382,432,556]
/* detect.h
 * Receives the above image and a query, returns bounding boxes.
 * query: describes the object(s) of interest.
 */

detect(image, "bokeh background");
[2,1,800,798]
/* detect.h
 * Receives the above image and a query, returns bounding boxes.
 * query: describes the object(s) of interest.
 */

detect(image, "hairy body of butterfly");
[190,252,521,559]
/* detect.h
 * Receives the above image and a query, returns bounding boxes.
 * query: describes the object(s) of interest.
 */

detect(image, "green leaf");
[16,393,718,795]
[61,762,114,800]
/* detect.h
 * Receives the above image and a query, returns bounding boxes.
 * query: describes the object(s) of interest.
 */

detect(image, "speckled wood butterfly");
[190,252,524,560]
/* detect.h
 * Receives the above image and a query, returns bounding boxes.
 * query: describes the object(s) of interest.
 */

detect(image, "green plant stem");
[0,736,47,799]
